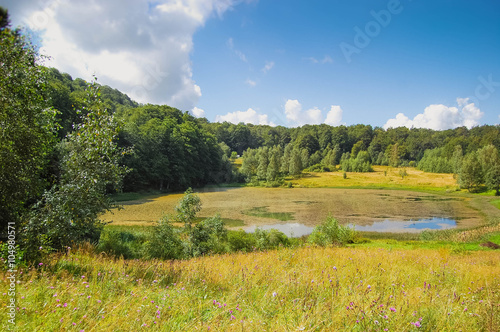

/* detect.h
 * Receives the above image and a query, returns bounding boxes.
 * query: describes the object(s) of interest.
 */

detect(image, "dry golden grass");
[294,166,458,190]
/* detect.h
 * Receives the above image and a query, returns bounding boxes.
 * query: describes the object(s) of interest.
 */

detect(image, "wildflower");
[39,263,43,266]
[272,292,277,297]
[333,266,337,270]
[390,307,396,312]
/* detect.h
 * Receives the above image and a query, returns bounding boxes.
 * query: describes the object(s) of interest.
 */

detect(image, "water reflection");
[244,217,457,237]
[245,223,314,238]
[349,217,457,233]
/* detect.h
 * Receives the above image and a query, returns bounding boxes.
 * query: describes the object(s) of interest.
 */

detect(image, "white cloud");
[227,37,247,62]
[261,61,274,74]
[324,105,343,126]
[7,0,244,111]
[191,107,205,118]
[383,98,483,130]
[284,99,331,126]
[215,108,275,126]
[307,55,333,64]
[245,79,256,87]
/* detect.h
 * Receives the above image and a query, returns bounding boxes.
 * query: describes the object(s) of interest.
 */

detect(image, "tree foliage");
[0,11,58,236]
[23,80,126,257]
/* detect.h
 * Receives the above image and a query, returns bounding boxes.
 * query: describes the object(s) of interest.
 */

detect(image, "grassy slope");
[5,166,499,331]
[5,245,499,331]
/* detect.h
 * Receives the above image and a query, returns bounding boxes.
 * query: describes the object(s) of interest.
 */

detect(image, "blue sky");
[4,0,500,129]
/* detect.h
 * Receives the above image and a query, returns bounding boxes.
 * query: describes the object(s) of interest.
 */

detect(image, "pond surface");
[349,217,457,233]
[244,217,457,237]
[244,223,315,237]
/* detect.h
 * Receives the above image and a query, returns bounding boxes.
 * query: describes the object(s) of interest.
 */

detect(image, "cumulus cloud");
[7,0,245,111]
[284,99,329,126]
[324,105,344,126]
[383,98,483,130]
[215,108,275,126]
[191,107,205,118]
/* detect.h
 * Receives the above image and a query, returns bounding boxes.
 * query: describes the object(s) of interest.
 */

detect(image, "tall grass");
[3,244,499,331]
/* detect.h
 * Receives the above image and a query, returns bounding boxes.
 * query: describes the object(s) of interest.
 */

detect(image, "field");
[5,244,499,331]
[292,166,458,190]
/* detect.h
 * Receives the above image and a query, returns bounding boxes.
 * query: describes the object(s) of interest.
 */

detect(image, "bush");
[308,216,356,246]
[227,230,256,252]
[254,228,290,250]
[143,215,183,260]
[97,230,136,259]
[185,215,228,257]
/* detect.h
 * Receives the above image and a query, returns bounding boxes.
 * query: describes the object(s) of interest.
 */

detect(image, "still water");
[244,217,457,237]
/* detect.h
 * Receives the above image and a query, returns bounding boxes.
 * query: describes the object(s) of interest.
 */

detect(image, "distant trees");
[117,105,233,191]
[457,145,500,194]
[417,147,454,173]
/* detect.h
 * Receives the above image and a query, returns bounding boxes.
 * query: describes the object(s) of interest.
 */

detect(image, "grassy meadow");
[4,166,500,331]
[292,166,458,191]
[4,244,499,331]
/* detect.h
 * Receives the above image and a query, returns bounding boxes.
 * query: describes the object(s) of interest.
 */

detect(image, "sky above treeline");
[3,0,500,129]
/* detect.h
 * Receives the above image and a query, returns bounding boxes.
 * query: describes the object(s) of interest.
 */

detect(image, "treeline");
[202,122,500,166]
[46,68,234,192]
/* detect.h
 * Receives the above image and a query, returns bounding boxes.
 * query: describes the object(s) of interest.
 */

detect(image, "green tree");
[266,150,279,182]
[289,148,303,177]
[23,80,126,257]
[175,187,202,230]
[256,147,269,180]
[458,152,483,192]
[478,145,500,195]
[452,145,463,175]
[0,11,58,237]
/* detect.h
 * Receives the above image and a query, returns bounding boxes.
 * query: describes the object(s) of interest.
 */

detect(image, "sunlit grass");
[4,244,499,331]
[293,166,459,191]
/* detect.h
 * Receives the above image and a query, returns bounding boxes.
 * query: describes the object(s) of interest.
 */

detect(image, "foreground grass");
[3,245,499,331]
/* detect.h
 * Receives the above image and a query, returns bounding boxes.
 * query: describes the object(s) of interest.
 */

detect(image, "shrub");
[185,215,228,257]
[143,215,183,260]
[227,230,256,252]
[254,228,290,250]
[308,215,356,246]
[96,230,135,259]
